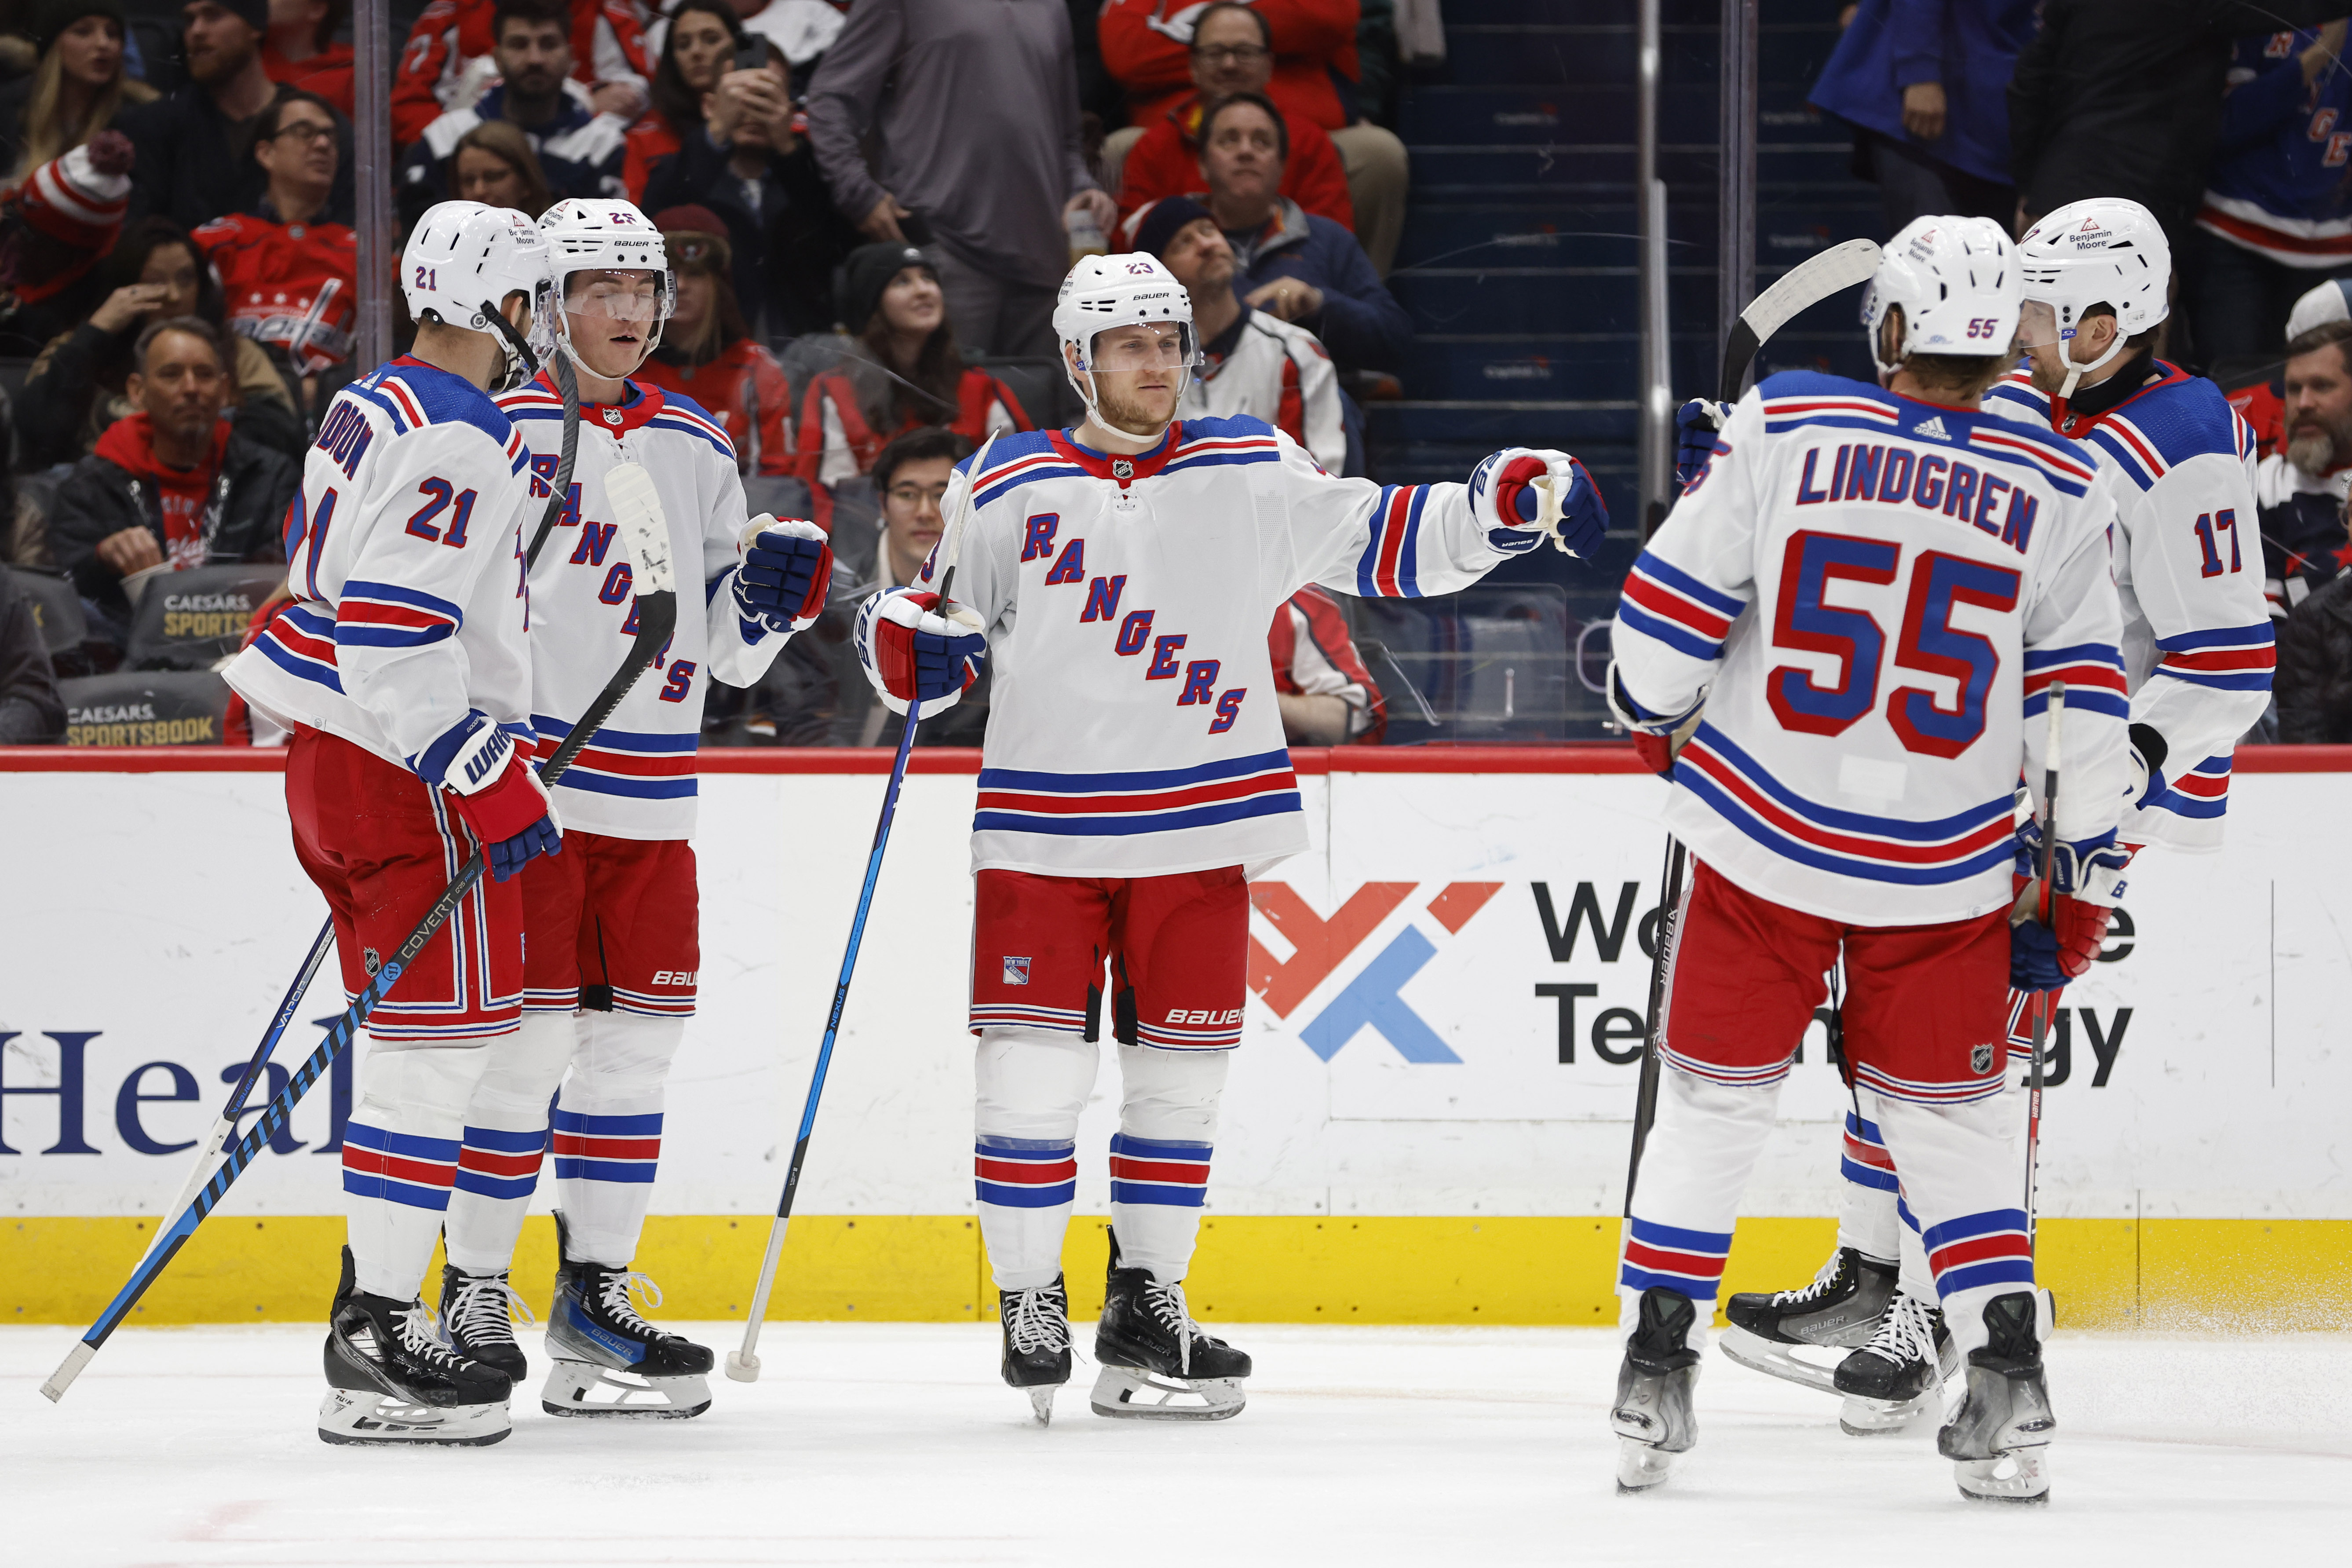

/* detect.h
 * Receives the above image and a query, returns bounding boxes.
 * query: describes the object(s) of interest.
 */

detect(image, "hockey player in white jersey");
[1721,199,2276,1439]
[851,252,1609,1422]
[431,198,831,1419]
[1609,217,2129,1503]
[222,201,559,1446]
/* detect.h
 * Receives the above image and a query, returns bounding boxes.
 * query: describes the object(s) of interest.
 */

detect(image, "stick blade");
[1720,237,1883,398]
[602,462,676,595]
[41,1341,96,1403]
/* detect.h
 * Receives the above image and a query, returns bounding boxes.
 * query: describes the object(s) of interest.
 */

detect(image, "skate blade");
[1716,1324,1844,1396]
[1955,1447,2052,1503]
[1614,1436,1677,1493]
[1028,1385,1056,1426]
[541,1360,711,1419]
[318,1387,511,1447]
[1088,1364,1245,1422]
[1838,1391,1938,1437]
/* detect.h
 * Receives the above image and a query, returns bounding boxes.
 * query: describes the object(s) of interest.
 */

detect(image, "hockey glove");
[2009,821,2131,991]
[732,515,833,634]
[1605,661,1701,780]
[415,712,562,883]
[1674,399,1731,490]
[1471,446,1610,559]
[855,588,987,716]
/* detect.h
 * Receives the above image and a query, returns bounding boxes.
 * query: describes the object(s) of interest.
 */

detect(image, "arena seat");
[123,563,285,671]
[58,669,232,746]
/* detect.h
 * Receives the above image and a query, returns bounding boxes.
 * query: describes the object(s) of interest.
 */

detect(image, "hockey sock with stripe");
[552,1011,683,1266]
[443,1012,574,1273]
[1107,1043,1228,1287]
[975,1028,1098,1290]
[1617,1066,1782,1339]
[341,1042,491,1301]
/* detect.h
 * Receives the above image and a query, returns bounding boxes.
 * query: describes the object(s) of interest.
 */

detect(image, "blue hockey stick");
[41,461,675,1404]
[726,430,997,1381]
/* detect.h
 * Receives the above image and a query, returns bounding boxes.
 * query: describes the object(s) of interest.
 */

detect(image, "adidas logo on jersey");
[1913,416,1950,439]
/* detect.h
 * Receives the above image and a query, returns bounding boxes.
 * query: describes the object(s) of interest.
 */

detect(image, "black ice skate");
[541,1212,713,1418]
[318,1246,513,1447]
[1717,1246,1897,1396]
[1938,1290,2056,1503]
[1091,1230,1250,1421]
[1611,1286,1701,1493]
[999,1274,1072,1425]
[1833,1285,1956,1436]
[438,1261,533,1383]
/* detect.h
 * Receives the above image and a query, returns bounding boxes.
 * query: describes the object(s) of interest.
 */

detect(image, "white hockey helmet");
[402,200,555,391]
[1053,249,1201,428]
[539,198,675,376]
[2016,197,2171,395]
[1858,216,2021,376]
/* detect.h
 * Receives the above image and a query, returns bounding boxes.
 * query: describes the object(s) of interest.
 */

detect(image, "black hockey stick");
[2023,683,2064,1256]
[41,469,676,1403]
[726,431,998,1383]
[1621,238,1886,1213]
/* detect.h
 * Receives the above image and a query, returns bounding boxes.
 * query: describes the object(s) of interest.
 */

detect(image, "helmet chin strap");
[2052,314,2129,406]
[481,300,542,394]
[1066,360,1191,447]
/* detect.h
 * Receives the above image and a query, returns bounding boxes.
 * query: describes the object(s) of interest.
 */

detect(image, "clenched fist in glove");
[732,515,833,633]
[414,710,562,882]
[1471,446,1610,559]
[855,587,988,716]
[2009,820,2131,991]
[1675,399,1731,490]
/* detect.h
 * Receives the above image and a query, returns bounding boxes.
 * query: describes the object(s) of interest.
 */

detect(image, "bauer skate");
[1833,1285,1956,1436]
[438,1261,534,1382]
[1091,1231,1250,1421]
[1938,1291,2056,1504]
[319,1246,513,1447]
[1717,1246,1896,1396]
[1611,1287,1700,1493]
[541,1212,714,1418]
[999,1274,1072,1425]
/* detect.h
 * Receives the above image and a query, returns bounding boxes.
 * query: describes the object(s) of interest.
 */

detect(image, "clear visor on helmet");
[1083,320,1201,373]
[565,269,675,327]
[2016,298,2070,349]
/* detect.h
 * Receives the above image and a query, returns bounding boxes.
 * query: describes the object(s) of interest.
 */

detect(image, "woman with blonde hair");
[447,119,555,219]
[0,0,153,185]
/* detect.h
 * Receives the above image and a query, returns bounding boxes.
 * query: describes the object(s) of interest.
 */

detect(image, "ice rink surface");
[7,1323,2349,1566]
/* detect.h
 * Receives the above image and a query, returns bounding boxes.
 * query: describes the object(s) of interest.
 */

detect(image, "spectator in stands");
[1109,4,1351,233]
[2191,22,2352,379]
[634,205,795,475]
[737,424,992,746]
[1,129,133,350]
[124,0,354,234]
[390,0,649,149]
[1140,192,1346,471]
[804,0,1115,357]
[50,317,297,632]
[641,27,855,337]
[2232,274,2352,452]
[1271,584,1384,745]
[725,0,842,95]
[621,0,741,201]
[0,0,153,187]
[1152,90,1409,376]
[1808,0,2032,237]
[2257,320,2352,622]
[450,118,553,216]
[2277,552,2352,739]
[794,242,1030,528]
[20,214,297,466]
[260,0,351,115]
[1100,0,1407,275]
[0,566,66,743]
[193,89,356,381]
[398,0,627,227]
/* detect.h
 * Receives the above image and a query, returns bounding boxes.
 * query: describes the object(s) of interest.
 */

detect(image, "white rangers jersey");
[935,415,1526,877]
[1181,309,1345,473]
[226,356,535,770]
[1984,366,2274,850]
[498,372,789,840]
[1614,371,2129,927]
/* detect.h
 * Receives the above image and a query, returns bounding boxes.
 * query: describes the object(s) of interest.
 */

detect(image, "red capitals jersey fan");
[192,213,358,376]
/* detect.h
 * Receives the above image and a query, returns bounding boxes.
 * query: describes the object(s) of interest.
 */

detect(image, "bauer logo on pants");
[1002,956,1030,986]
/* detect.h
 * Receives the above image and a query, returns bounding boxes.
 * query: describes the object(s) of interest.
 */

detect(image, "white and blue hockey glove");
[1471,446,1610,559]
[2009,819,2129,991]
[1674,398,1731,490]
[855,587,987,716]
[412,710,562,882]
[731,515,833,634]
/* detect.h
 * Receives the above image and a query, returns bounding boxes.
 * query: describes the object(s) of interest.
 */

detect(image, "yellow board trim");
[9,1215,2346,1330]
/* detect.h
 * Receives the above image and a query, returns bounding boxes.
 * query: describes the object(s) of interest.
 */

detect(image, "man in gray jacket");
[802,0,1117,357]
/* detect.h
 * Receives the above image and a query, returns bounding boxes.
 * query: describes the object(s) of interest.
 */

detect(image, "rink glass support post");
[1636,0,1672,518]
[1716,0,1759,397]
[351,0,393,369]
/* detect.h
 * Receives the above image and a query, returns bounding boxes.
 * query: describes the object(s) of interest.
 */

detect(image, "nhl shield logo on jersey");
[603,408,623,426]
[1972,1041,1995,1075]
[1003,956,1031,986]
[1111,458,1134,480]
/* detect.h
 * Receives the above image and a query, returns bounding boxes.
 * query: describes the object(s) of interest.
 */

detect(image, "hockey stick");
[2024,682,2064,1253]
[1621,238,1885,1210]
[727,429,998,1382]
[41,468,677,1404]
[129,355,588,1265]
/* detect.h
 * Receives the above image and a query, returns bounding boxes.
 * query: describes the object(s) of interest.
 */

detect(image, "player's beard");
[1094,378,1179,438]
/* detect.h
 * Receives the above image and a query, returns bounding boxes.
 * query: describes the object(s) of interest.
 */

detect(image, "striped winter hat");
[10,129,134,302]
